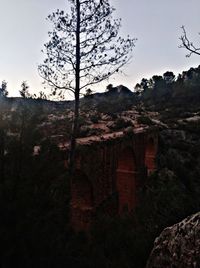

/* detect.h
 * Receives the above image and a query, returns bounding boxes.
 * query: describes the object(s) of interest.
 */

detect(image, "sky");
[0,0,200,98]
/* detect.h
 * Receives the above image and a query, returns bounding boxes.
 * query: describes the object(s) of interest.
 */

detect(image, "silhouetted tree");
[137,78,150,91]
[142,78,150,91]
[106,84,114,91]
[150,75,163,89]
[19,81,31,98]
[163,71,175,84]
[0,80,8,97]
[84,88,93,96]
[39,0,136,171]
[38,91,48,100]
[179,26,200,57]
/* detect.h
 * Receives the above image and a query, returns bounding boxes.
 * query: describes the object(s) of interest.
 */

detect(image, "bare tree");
[39,0,136,172]
[179,26,200,57]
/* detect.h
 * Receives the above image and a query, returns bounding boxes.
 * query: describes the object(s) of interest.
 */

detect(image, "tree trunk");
[69,0,81,174]
[69,93,80,173]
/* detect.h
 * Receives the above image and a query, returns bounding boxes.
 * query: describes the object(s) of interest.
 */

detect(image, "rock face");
[146,212,200,268]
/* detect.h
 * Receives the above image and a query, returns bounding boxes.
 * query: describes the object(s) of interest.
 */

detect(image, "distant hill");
[0,84,134,109]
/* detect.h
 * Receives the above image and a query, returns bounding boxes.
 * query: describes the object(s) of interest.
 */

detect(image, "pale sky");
[0,0,200,97]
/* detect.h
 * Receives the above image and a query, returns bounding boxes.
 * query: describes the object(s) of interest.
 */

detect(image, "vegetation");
[1,1,200,265]
[0,80,8,98]
[1,69,200,267]
[137,116,153,125]
[19,81,31,99]
[0,102,70,266]
[96,95,135,115]
[110,117,133,131]
[39,0,135,172]
[136,65,200,110]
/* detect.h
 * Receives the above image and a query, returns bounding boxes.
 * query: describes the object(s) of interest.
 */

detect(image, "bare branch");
[179,26,200,57]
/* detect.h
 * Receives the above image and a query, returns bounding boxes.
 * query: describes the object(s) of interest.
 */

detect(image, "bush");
[78,125,90,137]
[110,117,133,131]
[137,116,153,125]
[90,114,100,124]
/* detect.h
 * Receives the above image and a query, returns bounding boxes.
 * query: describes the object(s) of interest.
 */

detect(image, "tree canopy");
[38,0,136,98]
[0,80,8,98]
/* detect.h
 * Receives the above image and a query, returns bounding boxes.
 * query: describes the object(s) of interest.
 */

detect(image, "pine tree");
[39,0,136,171]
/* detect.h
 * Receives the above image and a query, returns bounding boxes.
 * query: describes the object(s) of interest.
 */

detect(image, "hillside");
[0,66,200,267]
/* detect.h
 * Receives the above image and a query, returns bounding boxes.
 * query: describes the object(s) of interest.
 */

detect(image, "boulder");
[146,212,200,268]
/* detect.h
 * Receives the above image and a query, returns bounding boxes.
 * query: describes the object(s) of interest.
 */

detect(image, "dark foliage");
[137,116,153,125]
[137,65,200,110]
[0,103,71,267]
[0,80,8,98]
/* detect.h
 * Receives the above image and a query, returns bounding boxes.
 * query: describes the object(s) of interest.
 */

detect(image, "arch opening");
[116,147,137,214]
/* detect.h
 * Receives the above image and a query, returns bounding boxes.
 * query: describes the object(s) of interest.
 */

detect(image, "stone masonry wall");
[70,128,158,231]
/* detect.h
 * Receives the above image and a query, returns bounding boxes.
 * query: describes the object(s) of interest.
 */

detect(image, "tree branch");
[179,26,200,57]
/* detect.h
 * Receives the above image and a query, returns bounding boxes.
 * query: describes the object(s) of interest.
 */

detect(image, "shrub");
[111,117,133,131]
[137,116,153,125]
[90,114,100,124]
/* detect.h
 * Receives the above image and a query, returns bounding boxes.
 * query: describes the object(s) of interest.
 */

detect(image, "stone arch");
[145,137,156,175]
[116,147,137,214]
[70,171,94,231]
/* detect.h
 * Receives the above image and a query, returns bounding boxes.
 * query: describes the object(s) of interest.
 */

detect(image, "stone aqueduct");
[69,127,158,231]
